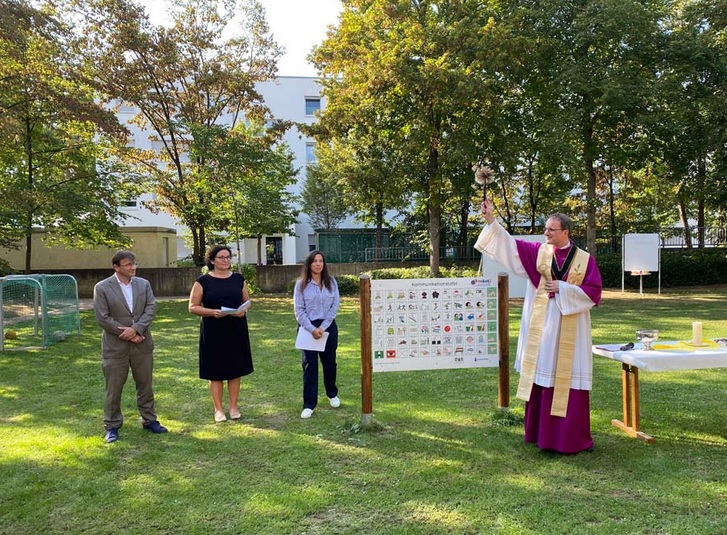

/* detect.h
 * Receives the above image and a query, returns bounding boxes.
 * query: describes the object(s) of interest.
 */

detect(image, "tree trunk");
[608,167,618,252]
[24,117,33,274]
[528,158,537,234]
[428,200,441,277]
[583,119,598,256]
[427,145,441,277]
[24,232,32,274]
[496,175,514,234]
[374,200,384,262]
[190,227,202,266]
[458,199,469,261]
[199,226,207,264]
[677,198,692,249]
[697,156,706,249]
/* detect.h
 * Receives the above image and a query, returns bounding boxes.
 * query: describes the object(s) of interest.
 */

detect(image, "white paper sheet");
[295,328,329,351]
[220,300,251,315]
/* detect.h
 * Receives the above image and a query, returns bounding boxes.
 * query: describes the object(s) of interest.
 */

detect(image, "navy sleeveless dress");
[197,272,253,380]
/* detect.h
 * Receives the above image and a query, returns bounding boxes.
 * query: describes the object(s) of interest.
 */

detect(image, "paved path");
[79,296,188,311]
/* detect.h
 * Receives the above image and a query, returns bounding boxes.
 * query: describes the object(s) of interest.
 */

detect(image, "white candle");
[692,321,703,344]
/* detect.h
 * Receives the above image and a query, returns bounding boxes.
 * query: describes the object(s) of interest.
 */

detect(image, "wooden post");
[612,364,654,443]
[497,272,510,409]
[0,279,4,351]
[622,363,632,428]
[359,275,373,426]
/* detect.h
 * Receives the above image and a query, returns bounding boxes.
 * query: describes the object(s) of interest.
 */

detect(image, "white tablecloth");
[593,341,727,372]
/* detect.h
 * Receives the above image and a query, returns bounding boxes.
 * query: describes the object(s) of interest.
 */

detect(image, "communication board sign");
[370,278,499,372]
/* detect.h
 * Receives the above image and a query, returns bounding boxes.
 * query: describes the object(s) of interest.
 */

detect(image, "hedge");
[598,248,727,289]
[285,248,727,297]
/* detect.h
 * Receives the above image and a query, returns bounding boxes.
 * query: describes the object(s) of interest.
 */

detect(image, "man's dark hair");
[112,250,136,267]
[547,213,573,235]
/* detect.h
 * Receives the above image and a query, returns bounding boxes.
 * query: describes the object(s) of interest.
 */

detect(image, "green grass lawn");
[1,287,726,534]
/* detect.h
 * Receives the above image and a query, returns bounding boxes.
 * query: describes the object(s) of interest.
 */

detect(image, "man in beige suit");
[94,251,167,443]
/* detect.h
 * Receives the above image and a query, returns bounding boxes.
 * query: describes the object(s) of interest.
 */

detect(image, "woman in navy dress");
[189,245,253,422]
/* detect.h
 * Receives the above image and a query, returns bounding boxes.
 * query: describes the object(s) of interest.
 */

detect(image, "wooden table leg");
[611,363,655,443]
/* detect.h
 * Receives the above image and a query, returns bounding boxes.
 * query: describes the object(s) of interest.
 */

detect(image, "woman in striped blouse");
[293,250,341,419]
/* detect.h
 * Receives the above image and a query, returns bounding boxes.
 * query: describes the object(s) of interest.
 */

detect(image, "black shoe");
[143,421,168,433]
[105,428,119,443]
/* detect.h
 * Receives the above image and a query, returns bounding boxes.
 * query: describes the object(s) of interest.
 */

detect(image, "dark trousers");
[301,319,338,409]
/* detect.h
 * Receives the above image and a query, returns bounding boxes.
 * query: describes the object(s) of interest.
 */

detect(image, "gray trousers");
[102,346,156,429]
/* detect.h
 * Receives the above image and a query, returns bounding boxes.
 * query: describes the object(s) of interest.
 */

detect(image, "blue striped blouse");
[293,278,340,333]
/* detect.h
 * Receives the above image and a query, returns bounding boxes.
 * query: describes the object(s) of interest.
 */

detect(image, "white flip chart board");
[623,233,660,272]
[622,233,661,294]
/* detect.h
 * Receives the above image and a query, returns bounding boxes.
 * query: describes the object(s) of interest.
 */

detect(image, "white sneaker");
[300,408,314,419]
[329,396,341,408]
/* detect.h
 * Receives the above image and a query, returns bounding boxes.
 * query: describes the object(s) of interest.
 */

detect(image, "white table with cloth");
[593,340,727,442]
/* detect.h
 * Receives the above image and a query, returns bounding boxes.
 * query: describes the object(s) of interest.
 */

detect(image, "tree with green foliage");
[301,159,350,231]
[499,0,665,253]
[0,0,135,273]
[186,121,298,265]
[302,130,411,254]
[647,0,727,248]
[311,0,499,276]
[77,0,284,266]
[222,127,297,266]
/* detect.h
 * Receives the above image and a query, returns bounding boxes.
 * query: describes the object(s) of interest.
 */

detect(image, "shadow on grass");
[1,292,726,534]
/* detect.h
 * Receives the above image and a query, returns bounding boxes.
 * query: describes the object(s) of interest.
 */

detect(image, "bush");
[336,274,360,296]
[279,251,726,297]
[366,265,478,281]
[286,274,361,296]
[286,277,297,295]
[367,266,433,279]
[598,248,727,289]
[360,252,726,291]
[440,265,479,278]
[173,256,197,267]
[240,263,260,295]
[0,258,14,277]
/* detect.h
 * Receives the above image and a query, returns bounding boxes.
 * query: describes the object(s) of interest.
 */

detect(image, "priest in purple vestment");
[475,199,602,454]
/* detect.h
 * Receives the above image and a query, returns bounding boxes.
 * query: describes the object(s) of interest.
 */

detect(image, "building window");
[305,97,321,116]
[120,200,138,208]
[265,236,283,265]
[305,143,317,163]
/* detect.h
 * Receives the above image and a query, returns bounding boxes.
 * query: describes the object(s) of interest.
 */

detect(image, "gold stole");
[516,243,589,417]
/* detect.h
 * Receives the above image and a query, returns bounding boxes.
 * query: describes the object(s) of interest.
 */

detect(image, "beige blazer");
[93,275,156,358]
